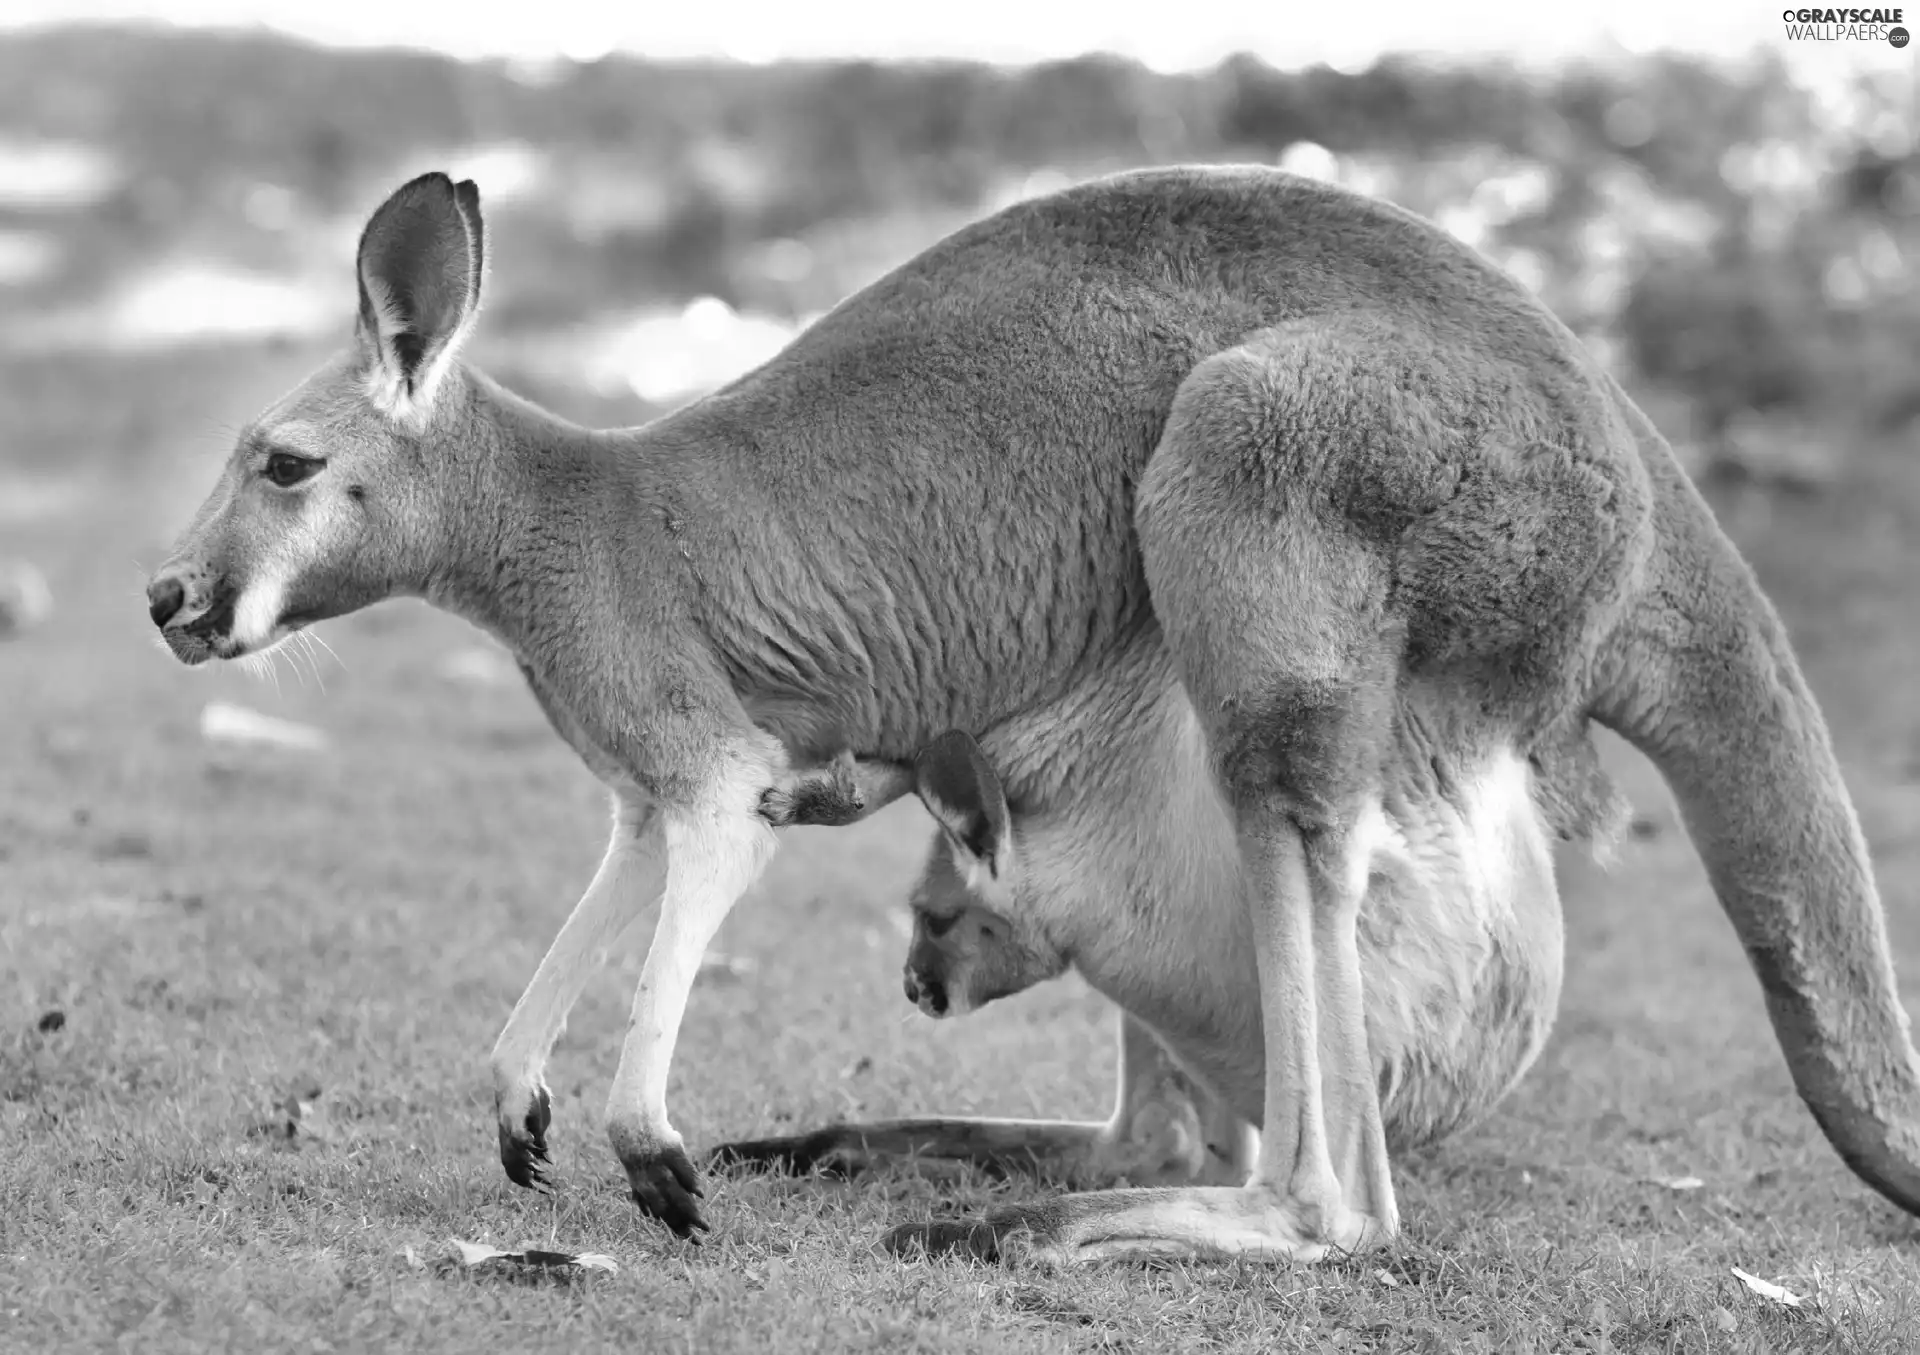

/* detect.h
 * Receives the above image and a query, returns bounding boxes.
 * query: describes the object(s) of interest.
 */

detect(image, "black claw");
[498,1085,555,1191]
[505,1154,549,1191]
[880,1218,1005,1263]
[626,1140,711,1240]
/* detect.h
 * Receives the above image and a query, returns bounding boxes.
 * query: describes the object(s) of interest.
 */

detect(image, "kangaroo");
[145,164,1920,1265]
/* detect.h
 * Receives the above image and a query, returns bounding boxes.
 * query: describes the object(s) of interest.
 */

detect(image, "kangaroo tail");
[1594,437,1920,1214]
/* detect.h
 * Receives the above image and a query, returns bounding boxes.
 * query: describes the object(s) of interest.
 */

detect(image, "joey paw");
[759,753,867,828]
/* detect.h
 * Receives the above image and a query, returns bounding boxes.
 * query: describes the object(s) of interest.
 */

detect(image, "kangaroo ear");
[913,729,1014,884]
[355,172,485,425]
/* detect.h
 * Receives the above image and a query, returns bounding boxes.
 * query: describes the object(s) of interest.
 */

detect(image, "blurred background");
[0,6,1916,490]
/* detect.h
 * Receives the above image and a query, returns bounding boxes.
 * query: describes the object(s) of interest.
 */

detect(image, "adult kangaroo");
[145,163,1920,1264]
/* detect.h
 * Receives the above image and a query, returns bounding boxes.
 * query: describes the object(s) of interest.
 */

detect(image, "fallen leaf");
[447,1239,618,1274]
[1731,1266,1806,1308]
[451,1240,503,1267]
[1372,1268,1399,1287]
[1712,1305,1737,1332]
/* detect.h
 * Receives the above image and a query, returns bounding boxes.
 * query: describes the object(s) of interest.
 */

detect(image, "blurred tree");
[1,24,1914,476]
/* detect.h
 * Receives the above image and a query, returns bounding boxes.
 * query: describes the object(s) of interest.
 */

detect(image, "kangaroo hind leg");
[1155,564,1399,1248]
[885,342,1413,1266]
[1142,339,1410,1250]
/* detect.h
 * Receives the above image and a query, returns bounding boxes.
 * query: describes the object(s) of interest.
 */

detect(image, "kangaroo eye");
[263,451,324,488]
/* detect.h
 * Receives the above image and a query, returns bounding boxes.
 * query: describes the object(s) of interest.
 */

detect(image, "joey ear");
[913,729,1013,882]
[354,171,485,421]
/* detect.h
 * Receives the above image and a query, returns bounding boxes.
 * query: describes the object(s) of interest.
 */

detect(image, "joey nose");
[904,969,949,1016]
[147,576,186,628]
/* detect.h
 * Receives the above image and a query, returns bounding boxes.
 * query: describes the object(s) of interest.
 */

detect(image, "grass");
[4,338,1920,1353]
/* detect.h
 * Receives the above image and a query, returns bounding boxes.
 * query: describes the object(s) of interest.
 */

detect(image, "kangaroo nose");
[147,576,186,628]
[904,968,948,1016]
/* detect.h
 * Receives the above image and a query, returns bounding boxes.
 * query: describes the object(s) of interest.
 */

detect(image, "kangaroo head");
[145,172,487,664]
[903,730,1068,1018]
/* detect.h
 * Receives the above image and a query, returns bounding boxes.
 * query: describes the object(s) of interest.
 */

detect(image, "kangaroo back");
[1596,395,1920,1212]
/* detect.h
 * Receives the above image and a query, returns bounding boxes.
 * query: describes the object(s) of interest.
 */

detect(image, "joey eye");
[263,451,324,488]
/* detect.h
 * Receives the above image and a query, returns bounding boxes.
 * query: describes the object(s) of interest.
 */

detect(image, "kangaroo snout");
[903,965,950,1017]
[146,575,186,629]
[145,565,241,664]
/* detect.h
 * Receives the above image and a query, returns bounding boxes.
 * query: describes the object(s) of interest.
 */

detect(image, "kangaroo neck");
[423,371,678,670]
